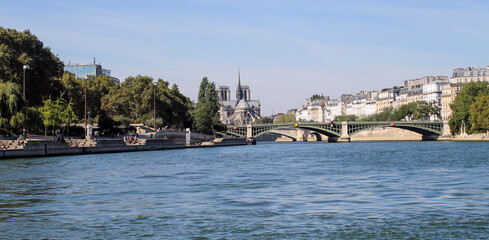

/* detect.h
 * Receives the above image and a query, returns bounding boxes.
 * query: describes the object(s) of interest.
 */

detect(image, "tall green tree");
[101,76,192,129]
[469,95,489,133]
[0,27,64,106]
[0,82,42,136]
[39,94,77,137]
[275,113,297,123]
[254,117,273,124]
[101,75,153,119]
[57,72,117,121]
[192,77,220,134]
[449,82,489,135]
[334,114,357,122]
[0,82,25,135]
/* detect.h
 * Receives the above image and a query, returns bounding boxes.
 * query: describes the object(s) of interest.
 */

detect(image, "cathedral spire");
[236,67,242,100]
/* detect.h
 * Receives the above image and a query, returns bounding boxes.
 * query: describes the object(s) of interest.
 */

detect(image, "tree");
[469,96,489,133]
[254,117,273,124]
[310,94,326,102]
[449,82,489,135]
[0,82,25,135]
[101,76,192,129]
[192,77,220,134]
[334,114,357,122]
[0,27,64,106]
[101,75,154,119]
[39,94,77,138]
[358,107,394,121]
[357,102,440,122]
[97,111,116,134]
[274,113,296,123]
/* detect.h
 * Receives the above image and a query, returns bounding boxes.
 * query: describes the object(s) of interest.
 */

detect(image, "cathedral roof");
[235,99,251,110]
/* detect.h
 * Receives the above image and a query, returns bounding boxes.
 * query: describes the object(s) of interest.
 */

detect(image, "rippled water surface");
[1,141,489,239]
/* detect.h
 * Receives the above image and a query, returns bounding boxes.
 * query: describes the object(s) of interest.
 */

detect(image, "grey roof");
[235,99,251,110]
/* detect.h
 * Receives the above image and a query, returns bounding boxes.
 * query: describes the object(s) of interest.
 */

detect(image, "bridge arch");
[222,121,445,142]
[348,122,443,137]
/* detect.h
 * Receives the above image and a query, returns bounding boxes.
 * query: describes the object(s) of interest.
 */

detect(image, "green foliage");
[254,117,273,124]
[0,82,25,132]
[97,111,116,134]
[192,77,220,134]
[101,75,192,129]
[274,113,296,123]
[359,107,394,121]
[449,82,489,135]
[310,94,325,102]
[113,115,132,128]
[39,94,77,133]
[144,117,163,128]
[57,72,117,121]
[0,82,42,135]
[0,27,64,106]
[357,102,440,122]
[334,114,358,122]
[469,96,489,133]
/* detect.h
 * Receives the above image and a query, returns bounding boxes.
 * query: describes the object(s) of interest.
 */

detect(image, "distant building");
[64,58,120,84]
[218,71,261,125]
[376,88,400,113]
[423,81,449,109]
[442,66,489,120]
[382,76,448,115]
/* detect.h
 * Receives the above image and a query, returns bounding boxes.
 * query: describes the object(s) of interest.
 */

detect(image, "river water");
[1,141,489,239]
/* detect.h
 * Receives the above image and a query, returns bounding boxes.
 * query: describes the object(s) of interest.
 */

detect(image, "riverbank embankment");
[0,138,247,160]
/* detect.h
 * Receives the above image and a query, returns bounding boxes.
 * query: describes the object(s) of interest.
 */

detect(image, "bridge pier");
[296,129,309,142]
[246,124,253,139]
[437,120,453,141]
[337,121,351,142]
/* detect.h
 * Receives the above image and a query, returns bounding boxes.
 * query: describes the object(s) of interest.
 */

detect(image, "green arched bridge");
[218,121,452,142]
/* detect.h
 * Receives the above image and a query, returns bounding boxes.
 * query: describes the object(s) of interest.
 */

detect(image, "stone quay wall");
[0,139,185,160]
[0,137,248,160]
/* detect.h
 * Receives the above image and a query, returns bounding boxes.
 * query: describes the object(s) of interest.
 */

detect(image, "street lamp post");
[84,76,88,138]
[22,65,29,138]
[23,65,29,98]
[154,83,156,130]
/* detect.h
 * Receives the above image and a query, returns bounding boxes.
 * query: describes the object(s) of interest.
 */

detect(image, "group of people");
[0,136,25,150]
[123,134,138,144]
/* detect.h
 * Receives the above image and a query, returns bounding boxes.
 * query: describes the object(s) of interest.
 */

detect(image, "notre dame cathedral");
[218,71,261,125]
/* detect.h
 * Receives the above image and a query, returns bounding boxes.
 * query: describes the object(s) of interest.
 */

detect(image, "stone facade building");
[441,67,489,120]
[218,71,261,125]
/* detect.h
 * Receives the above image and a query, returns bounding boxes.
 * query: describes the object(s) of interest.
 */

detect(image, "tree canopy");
[357,102,440,122]
[0,82,25,134]
[469,96,489,133]
[39,94,77,137]
[449,82,489,135]
[254,117,273,124]
[192,77,220,134]
[0,27,64,106]
[310,94,326,102]
[101,75,192,130]
[274,113,296,123]
[334,114,358,122]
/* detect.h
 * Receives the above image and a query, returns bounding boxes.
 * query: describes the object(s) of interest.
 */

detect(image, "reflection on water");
[1,141,489,239]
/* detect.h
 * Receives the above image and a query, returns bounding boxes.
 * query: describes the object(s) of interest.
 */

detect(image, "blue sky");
[2,0,489,115]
